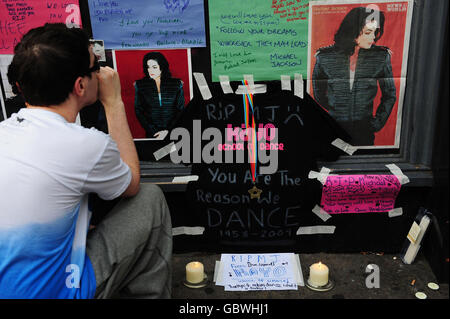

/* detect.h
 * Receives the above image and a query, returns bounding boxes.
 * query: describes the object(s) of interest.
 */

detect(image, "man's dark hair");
[142,51,171,80]
[7,23,91,106]
[334,7,385,55]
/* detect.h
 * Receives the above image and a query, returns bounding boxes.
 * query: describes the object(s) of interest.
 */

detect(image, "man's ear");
[73,76,85,97]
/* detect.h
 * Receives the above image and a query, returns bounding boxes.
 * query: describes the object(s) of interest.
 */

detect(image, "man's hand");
[97,66,123,109]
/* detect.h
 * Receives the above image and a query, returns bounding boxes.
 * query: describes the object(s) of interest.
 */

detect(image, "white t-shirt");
[0,108,131,298]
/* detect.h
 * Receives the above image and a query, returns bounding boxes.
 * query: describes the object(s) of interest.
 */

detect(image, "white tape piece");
[281,75,291,91]
[171,175,199,183]
[308,171,324,184]
[296,225,336,235]
[157,130,169,140]
[308,167,331,185]
[386,164,410,185]
[331,138,358,155]
[172,226,205,236]
[319,167,331,184]
[219,75,234,94]
[388,207,403,218]
[308,171,320,179]
[294,254,305,286]
[243,74,255,88]
[235,84,267,94]
[214,261,224,284]
[153,142,177,161]
[235,74,267,94]
[312,205,332,222]
[193,72,212,100]
[294,73,304,99]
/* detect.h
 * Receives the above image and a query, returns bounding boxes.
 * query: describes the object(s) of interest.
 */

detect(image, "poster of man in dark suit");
[308,0,414,148]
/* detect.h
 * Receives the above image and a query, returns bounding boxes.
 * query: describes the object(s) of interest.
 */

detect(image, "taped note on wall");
[88,0,206,49]
[209,0,310,81]
[0,1,81,54]
[320,175,401,214]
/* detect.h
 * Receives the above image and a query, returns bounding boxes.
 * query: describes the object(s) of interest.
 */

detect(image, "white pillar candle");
[186,261,204,284]
[309,262,329,286]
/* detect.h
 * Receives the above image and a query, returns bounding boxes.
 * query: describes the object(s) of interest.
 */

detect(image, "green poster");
[209,0,310,82]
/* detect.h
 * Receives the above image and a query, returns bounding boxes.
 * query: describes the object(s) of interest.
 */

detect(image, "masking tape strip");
[243,74,255,87]
[281,75,291,91]
[296,225,336,235]
[235,84,267,94]
[172,226,205,236]
[294,73,303,99]
[294,254,305,286]
[214,260,224,284]
[308,171,325,184]
[312,205,332,222]
[239,74,267,94]
[388,207,403,218]
[153,142,177,161]
[308,167,331,185]
[219,75,234,94]
[193,72,212,100]
[319,167,331,184]
[171,175,199,183]
[386,164,410,185]
[331,138,358,155]
[308,171,319,179]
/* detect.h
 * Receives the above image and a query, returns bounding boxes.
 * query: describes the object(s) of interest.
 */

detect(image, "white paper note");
[217,253,300,291]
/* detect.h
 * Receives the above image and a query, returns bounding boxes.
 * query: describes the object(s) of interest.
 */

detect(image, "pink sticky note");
[320,175,401,214]
[0,1,81,54]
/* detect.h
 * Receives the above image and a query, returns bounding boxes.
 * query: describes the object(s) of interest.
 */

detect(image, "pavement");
[172,251,448,299]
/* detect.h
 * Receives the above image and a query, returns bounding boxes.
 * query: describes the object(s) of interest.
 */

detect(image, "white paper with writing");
[216,253,300,291]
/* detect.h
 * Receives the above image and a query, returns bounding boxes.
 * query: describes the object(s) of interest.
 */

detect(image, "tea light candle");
[186,261,204,284]
[309,262,329,286]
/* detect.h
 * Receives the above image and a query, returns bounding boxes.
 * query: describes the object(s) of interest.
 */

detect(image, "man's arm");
[97,67,140,197]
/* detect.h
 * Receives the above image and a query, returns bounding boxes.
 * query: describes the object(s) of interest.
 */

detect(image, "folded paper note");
[320,175,401,214]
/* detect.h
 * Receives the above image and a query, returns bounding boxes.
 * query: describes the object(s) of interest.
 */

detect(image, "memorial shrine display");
[0,0,425,255]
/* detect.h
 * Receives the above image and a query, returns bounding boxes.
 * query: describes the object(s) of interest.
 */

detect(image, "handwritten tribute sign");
[320,175,401,214]
[272,0,309,22]
[196,167,304,241]
[208,0,309,81]
[216,253,301,291]
[181,81,345,244]
[88,0,206,49]
[0,0,81,54]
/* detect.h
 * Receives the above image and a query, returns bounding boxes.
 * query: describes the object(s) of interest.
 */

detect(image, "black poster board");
[170,79,350,249]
